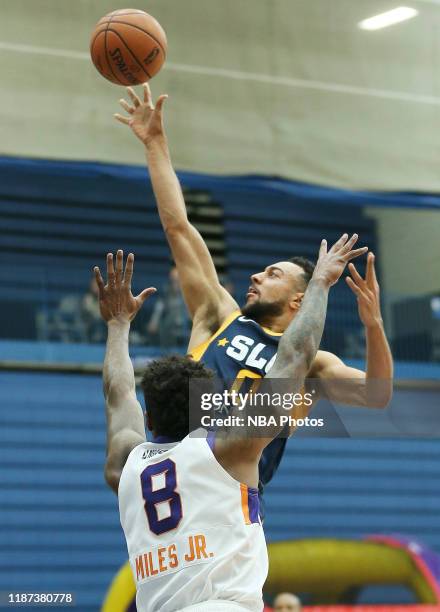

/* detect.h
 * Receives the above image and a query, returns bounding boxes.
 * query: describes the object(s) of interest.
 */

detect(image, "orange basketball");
[90,9,167,86]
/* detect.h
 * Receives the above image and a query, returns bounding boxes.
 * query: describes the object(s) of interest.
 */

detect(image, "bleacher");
[0,157,378,354]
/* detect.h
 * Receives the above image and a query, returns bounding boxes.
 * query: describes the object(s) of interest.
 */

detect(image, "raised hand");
[346,252,382,328]
[313,233,368,287]
[114,83,168,146]
[94,250,156,323]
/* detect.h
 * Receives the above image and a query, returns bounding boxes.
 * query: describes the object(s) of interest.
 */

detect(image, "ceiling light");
[358,7,418,30]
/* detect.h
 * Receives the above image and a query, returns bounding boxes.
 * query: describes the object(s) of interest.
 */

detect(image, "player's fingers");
[318,239,327,258]
[371,252,378,277]
[119,98,135,114]
[137,287,157,304]
[143,83,154,109]
[126,87,141,107]
[124,252,134,286]
[114,113,131,125]
[115,249,123,284]
[345,247,368,262]
[348,261,366,286]
[94,266,105,296]
[366,251,375,286]
[107,252,115,286]
[346,276,362,295]
[340,233,358,254]
[330,233,349,252]
[370,252,380,290]
[155,94,168,114]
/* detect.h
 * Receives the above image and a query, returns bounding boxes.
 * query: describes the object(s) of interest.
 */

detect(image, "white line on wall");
[0,40,438,106]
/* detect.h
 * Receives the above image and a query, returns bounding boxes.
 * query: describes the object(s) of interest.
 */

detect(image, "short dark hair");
[140,355,214,440]
[288,256,315,290]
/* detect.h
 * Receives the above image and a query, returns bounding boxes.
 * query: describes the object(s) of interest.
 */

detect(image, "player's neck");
[257,310,295,333]
[151,434,180,444]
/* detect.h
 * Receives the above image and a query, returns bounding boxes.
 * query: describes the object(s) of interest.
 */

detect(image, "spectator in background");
[37,292,86,343]
[273,592,302,612]
[81,277,106,343]
[147,266,189,348]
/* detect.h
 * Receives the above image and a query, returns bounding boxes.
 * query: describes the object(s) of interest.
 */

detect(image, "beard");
[241,298,285,325]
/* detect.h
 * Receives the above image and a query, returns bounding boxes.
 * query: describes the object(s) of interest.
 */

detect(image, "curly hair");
[140,355,214,440]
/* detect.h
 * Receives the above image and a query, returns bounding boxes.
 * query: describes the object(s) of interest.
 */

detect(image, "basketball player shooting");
[95,236,362,612]
[114,84,393,500]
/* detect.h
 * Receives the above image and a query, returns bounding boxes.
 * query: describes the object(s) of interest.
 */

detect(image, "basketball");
[90,9,167,86]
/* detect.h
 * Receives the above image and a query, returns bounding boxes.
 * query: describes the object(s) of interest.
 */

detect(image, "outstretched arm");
[115,85,238,340]
[95,250,156,494]
[312,252,393,408]
[103,319,145,494]
[214,234,368,486]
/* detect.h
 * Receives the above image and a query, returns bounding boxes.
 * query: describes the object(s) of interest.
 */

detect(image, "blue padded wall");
[0,371,126,611]
[263,433,440,547]
[1,370,439,611]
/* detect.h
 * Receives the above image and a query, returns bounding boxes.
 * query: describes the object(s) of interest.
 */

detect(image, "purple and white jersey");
[118,431,267,612]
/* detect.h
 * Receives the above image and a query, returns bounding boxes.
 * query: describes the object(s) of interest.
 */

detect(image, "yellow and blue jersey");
[191,310,288,501]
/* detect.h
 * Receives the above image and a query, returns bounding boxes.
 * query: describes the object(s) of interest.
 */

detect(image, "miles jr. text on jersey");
[134,533,214,582]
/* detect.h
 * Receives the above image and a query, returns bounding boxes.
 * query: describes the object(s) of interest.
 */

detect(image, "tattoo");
[268,278,329,385]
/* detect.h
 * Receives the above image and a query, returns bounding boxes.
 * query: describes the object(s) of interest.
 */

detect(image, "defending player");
[114,84,393,495]
[95,236,362,612]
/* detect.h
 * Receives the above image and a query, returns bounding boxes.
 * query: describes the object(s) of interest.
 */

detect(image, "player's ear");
[289,292,304,312]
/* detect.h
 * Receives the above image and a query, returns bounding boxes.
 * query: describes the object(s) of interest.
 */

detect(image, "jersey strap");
[240,484,260,525]
[190,310,241,362]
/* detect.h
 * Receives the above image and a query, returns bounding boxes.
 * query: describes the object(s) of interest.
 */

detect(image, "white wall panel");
[0,0,439,190]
